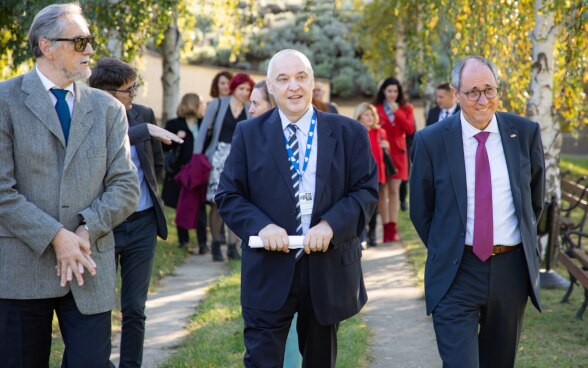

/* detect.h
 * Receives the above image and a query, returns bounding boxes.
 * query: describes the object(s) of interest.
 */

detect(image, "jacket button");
[453,259,458,265]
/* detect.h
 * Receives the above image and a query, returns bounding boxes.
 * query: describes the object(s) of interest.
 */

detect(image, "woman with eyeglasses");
[374,77,416,242]
[194,72,254,262]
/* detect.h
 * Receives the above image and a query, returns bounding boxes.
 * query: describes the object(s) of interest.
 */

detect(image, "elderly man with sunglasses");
[0,3,140,367]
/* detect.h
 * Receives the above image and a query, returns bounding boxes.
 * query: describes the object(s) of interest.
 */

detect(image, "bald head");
[266,49,314,81]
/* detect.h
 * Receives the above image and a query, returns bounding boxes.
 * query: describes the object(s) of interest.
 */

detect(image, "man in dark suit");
[410,56,545,367]
[89,57,182,368]
[425,82,460,126]
[216,49,378,367]
[0,4,139,367]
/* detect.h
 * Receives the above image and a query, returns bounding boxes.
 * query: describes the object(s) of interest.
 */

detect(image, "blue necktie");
[50,88,71,143]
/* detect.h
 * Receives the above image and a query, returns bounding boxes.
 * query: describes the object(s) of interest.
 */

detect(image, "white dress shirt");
[461,112,521,246]
[279,107,318,235]
[36,65,75,116]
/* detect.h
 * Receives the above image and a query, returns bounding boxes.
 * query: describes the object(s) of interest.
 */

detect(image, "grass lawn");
[160,261,371,367]
[402,155,588,367]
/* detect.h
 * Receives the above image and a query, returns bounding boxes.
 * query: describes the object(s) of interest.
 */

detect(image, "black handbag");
[383,149,396,177]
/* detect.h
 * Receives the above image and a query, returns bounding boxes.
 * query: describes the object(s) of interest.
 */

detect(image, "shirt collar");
[280,106,314,134]
[447,103,458,114]
[36,65,75,97]
[460,111,498,139]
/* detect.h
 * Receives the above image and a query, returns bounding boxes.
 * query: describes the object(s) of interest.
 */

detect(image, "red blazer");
[376,103,416,180]
[174,154,211,229]
[367,128,387,184]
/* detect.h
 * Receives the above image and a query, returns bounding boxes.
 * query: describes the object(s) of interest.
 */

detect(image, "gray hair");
[29,2,87,59]
[266,49,314,80]
[451,56,499,90]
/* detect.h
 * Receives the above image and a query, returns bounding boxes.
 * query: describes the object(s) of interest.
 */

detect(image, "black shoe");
[367,239,377,247]
[227,243,241,260]
[178,241,188,249]
[199,244,210,255]
[211,242,224,262]
[400,201,408,211]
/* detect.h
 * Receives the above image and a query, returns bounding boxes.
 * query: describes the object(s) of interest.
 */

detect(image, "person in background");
[354,102,390,247]
[210,70,233,99]
[195,72,254,262]
[410,56,545,367]
[162,93,209,255]
[216,48,378,368]
[426,82,460,126]
[89,57,182,368]
[249,80,275,117]
[374,77,416,242]
[0,4,139,366]
[312,83,339,113]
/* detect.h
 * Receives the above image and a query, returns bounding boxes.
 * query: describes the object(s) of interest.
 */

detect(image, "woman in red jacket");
[354,102,390,246]
[374,77,416,241]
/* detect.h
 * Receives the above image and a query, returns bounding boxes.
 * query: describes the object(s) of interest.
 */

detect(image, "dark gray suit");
[410,112,545,367]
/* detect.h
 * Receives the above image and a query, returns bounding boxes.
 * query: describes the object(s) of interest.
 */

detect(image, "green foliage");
[0,0,181,76]
[355,0,587,128]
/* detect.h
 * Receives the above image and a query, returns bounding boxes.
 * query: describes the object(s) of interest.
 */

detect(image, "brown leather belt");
[464,243,521,256]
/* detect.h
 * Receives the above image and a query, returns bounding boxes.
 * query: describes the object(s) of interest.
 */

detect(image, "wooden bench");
[557,174,588,320]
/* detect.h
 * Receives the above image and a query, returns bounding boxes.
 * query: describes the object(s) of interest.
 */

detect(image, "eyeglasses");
[110,83,138,96]
[50,36,94,52]
[459,87,499,102]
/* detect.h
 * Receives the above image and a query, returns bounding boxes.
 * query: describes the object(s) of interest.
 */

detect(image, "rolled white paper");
[248,236,305,249]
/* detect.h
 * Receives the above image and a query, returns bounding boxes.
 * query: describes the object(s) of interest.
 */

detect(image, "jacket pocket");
[341,240,361,266]
[96,232,115,253]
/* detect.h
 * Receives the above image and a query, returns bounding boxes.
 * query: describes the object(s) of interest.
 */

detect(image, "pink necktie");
[473,132,493,261]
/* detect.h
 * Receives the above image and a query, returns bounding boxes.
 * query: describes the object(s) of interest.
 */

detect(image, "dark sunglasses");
[50,36,94,52]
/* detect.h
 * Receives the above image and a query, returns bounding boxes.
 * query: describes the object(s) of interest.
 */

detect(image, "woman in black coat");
[162,93,208,254]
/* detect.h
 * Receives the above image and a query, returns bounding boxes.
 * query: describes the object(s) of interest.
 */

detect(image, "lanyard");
[283,110,317,182]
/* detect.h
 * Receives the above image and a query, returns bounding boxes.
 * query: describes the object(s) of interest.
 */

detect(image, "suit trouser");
[114,209,158,368]
[432,247,530,368]
[242,256,338,368]
[0,292,111,368]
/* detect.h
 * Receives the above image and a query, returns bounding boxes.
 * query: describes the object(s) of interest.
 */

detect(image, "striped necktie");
[287,124,303,236]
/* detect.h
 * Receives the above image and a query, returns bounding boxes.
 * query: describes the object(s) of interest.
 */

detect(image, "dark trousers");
[114,209,158,368]
[432,247,530,368]
[0,292,111,368]
[177,202,207,247]
[242,256,338,368]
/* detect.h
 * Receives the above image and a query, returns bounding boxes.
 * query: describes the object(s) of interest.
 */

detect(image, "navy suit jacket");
[216,108,378,325]
[409,112,545,315]
[425,105,461,127]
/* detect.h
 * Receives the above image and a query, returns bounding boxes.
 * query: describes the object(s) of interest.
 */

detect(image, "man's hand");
[51,228,96,287]
[258,224,290,253]
[146,124,184,145]
[304,220,333,254]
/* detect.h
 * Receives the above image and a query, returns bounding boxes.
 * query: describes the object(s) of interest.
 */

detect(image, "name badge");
[299,192,313,216]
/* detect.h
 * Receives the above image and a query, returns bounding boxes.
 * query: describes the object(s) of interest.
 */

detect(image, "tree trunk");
[160,16,181,124]
[106,31,123,59]
[395,22,408,90]
[527,0,560,201]
[526,0,559,259]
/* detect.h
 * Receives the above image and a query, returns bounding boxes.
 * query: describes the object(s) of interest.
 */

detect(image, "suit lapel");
[22,71,66,147]
[442,115,467,229]
[63,84,95,170]
[264,109,297,199]
[312,110,336,222]
[497,113,522,222]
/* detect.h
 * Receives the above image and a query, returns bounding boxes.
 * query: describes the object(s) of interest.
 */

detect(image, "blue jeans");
[114,209,158,368]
